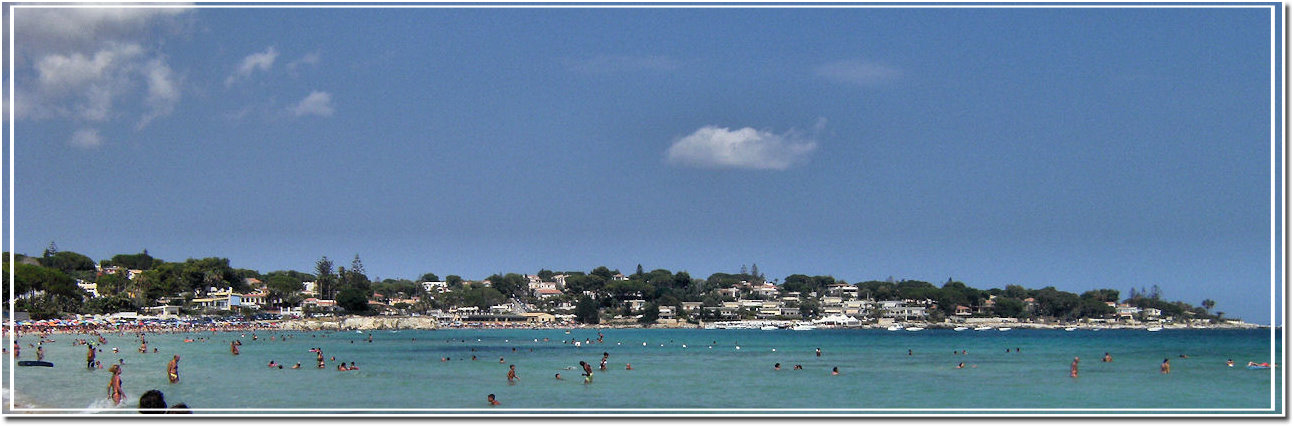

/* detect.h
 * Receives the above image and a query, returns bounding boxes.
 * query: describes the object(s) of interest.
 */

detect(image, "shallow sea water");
[4,327,1282,415]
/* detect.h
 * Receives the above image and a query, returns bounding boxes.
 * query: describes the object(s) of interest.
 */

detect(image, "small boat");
[886,325,903,331]
[1064,327,1077,332]
[791,324,818,331]
[974,326,994,331]
[953,327,969,332]
[1147,327,1163,332]
[17,361,53,367]
[760,325,778,331]
[904,327,924,332]
[997,327,1012,331]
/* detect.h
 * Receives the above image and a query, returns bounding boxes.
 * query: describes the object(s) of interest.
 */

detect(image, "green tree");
[337,287,370,313]
[40,251,96,276]
[315,256,335,300]
[638,303,660,324]
[446,275,464,289]
[105,250,159,270]
[264,273,305,309]
[419,272,440,282]
[575,296,600,324]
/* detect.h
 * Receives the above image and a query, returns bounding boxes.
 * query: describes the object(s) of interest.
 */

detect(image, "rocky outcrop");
[279,316,438,331]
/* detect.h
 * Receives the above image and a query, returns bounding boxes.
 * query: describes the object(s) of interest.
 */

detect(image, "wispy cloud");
[287,51,320,75]
[814,59,901,87]
[138,57,181,129]
[566,54,679,74]
[69,128,102,148]
[666,122,821,171]
[290,91,334,117]
[225,46,278,87]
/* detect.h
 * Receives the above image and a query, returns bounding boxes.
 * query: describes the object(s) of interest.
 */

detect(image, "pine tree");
[351,254,366,277]
[42,241,58,258]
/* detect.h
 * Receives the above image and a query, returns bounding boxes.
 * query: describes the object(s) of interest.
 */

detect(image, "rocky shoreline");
[273,316,1268,331]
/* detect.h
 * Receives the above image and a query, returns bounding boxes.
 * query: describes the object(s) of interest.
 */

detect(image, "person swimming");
[487,394,500,405]
[831,366,839,375]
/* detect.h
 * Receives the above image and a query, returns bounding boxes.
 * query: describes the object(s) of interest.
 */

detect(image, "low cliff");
[279,316,439,331]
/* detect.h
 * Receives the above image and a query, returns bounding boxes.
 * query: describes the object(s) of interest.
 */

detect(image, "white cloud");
[12,6,192,140]
[138,57,180,129]
[16,7,191,53]
[290,91,334,117]
[225,46,279,87]
[69,128,102,148]
[814,60,901,87]
[31,42,146,122]
[666,125,819,171]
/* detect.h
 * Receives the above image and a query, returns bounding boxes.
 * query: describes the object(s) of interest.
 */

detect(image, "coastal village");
[5,249,1256,330]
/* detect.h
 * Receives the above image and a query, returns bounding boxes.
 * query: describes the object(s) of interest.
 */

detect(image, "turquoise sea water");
[4,327,1282,415]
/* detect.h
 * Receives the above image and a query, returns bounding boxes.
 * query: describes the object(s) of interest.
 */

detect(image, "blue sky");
[6,4,1282,323]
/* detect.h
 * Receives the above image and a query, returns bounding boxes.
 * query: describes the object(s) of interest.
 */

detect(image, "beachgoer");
[555,373,563,380]
[139,389,167,414]
[816,348,822,357]
[36,345,44,362]
[1070,357,1079,378]
[957,362,965,369]
[1161,359,1171,374]
[87,344,96,369]
[230,341,239,356]
[507,364,518,383]
[794,364,803,370]
[487,394,500,405]
[292,363,301,369]
[625,363,632,370]
[1102,352,1112,363]
[581,361,593,376]
[350,362,358,370]
[774,363,781,370]
[1227,359,1235,367]
[107,364,124,405]
[168,355,180,383]
[831,366,839,376]
[908,349,913,356]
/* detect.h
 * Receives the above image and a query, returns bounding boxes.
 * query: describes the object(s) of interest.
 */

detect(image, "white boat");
[1064,327,1078,332]
[1147,327,1163,332]
[791,324,818,331]
[953,327,969,332]
[887,325,903,331]
[974,326,994,331]
[760,325,778,331]
[904,327,925,332]
[997,327,1012,331]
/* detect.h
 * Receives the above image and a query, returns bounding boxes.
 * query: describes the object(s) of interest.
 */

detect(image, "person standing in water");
[167,355,180,384]
[35,345,44,362]
[1102,352,1112,363]
[230,341,239,355]
[87,344,96,369]
[1070,357,1079,378]
[1161,358,1171,374]
[107,364,124,405]
[507,364,519,384]
[487,394,500,405]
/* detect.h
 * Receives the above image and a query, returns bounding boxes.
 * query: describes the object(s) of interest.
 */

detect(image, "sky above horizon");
[5,4,1282,324]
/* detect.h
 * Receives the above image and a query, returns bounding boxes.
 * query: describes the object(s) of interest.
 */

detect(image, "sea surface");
[4,327,1283,415]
